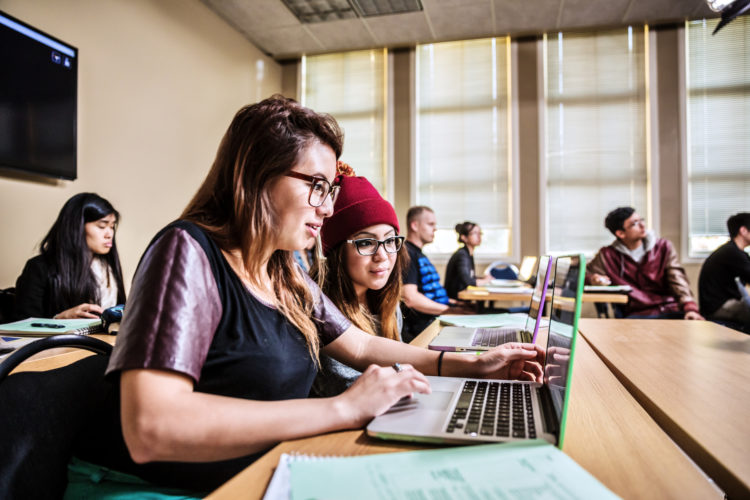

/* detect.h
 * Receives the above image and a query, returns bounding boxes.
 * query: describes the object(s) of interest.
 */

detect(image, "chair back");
[0,335,114,499]
[485,260,520,280]
[0,287,15,323]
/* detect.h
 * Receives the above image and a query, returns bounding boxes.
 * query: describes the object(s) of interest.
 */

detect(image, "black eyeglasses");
[285,171,340,208]
[346,236,405,256]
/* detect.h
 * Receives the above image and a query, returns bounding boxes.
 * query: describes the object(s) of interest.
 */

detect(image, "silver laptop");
[428,256,554,351]
[367,254,585,447]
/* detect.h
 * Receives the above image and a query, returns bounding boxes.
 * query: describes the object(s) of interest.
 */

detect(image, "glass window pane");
[686,17,750,256]
[544,28,649,254]
[416,38,513,257]
[302,50,387,193]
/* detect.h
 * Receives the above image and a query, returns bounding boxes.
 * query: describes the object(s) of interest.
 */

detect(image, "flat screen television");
[0,10,78,180]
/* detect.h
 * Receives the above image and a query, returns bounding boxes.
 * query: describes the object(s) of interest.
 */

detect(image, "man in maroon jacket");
[587,206,704,320]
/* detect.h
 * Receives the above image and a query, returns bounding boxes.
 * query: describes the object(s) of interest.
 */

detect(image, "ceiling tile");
[364,12,435,46]
[558,0,632,30]
[201,0,300,30]
[251,25,325,57]
[426,2,495,41]
[305,18,379,52]
[494,0,561,34]
[201,0,720,60]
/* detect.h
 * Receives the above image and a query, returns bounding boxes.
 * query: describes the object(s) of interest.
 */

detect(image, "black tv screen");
[0,11,78,180]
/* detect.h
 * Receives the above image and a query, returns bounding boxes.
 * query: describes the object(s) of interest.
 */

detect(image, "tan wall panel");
[0,0,282,290]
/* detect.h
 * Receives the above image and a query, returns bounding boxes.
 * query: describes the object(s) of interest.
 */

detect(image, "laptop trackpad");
[417,390,454,410]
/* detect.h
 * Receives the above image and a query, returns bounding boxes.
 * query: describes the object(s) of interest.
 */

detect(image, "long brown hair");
[181,96,343,362]
[311,241,407,341]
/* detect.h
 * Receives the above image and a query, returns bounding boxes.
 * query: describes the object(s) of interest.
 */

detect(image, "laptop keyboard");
[445,381,536,439]
[471,327,519,347]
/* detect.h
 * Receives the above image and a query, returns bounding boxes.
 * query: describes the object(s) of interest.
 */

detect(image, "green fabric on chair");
[65,458,203,500]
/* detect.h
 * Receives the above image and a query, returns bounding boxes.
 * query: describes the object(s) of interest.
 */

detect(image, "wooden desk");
[458,289,629,304]
[8,334,116,374]
[579,318,750,499]
[207,321,720,500]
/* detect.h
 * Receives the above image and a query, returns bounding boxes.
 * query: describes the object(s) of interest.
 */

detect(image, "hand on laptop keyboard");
[474,343,545,383]
[337,363,431,428]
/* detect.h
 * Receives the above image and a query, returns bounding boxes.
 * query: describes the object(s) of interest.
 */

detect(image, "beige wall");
[0,0,282,289]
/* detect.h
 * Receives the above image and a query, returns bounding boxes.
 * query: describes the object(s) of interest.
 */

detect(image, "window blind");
[415,38,513,257]
[301,49,387,193]
[543,28,649,254]
[685,16,750,256]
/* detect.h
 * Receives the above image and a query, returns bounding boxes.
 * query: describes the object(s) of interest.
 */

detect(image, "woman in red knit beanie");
[311,163,408,396]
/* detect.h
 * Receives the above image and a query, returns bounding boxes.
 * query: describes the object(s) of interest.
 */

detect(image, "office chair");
[0,335,114,499]
[0,287,15,323]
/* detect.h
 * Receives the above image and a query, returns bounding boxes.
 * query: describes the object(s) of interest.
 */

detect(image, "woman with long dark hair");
[310,168,408,396]
[70,96,544,495]
[14,193,126,319]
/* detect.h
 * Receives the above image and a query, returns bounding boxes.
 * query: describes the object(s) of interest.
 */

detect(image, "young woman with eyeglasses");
[309,169,408,396]
[72,96,545,495]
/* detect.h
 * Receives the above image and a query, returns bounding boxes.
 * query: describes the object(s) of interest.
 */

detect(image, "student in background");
[72,96,544,495]
[401,206,471,343]
[444,221,493,300]
[586,206,703,320]
[310,168,406,396]
[293,239,316,273]
[14,192,126,320]
[698,212,750,329]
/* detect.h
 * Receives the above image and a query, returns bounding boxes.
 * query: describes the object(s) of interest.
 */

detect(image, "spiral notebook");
[264,441,618,500]
[0,317,104,337]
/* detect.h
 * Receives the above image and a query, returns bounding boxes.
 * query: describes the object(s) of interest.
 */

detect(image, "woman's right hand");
[335,364,431,428]
[54,303,104,319]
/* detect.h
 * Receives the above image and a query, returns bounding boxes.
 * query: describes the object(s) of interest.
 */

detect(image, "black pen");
[30,323,66,328]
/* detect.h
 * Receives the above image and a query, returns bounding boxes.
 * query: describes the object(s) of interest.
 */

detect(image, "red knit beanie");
[321,174,400,256]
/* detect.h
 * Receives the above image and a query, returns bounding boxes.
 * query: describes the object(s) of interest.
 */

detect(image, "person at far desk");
[309,167,406,397]
[71,96,546,496]
[587,206,703,320]
[14,192,126,320]
[698,212,750,330]
[444,221,493,300]
[401,206,473,343]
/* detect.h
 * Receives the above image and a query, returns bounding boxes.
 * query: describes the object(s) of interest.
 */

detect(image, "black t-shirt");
[78,221,351,492]
[698,240,750,317]
[401,241,449,342]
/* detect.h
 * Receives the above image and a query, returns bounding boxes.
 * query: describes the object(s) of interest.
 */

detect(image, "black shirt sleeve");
[14,256,53,319]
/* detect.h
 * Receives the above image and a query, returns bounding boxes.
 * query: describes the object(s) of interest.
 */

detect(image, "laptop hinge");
[538,385,559,437]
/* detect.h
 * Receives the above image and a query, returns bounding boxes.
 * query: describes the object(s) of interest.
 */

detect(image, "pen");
[30,323,66,328]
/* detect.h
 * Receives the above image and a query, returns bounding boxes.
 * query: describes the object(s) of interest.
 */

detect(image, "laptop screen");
[523,255,551,337]
[543,255,584,427]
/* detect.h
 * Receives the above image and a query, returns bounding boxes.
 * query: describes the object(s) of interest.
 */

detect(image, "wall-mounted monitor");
[0,10,78,180]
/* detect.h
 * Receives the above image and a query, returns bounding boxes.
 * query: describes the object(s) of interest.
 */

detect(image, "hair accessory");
[336,160,355,177]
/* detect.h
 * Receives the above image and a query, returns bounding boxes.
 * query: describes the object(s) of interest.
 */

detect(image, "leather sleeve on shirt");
[663,239,697,310]
[586,250,608,284]
[106,228,222,383]
[302,272,352,345]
